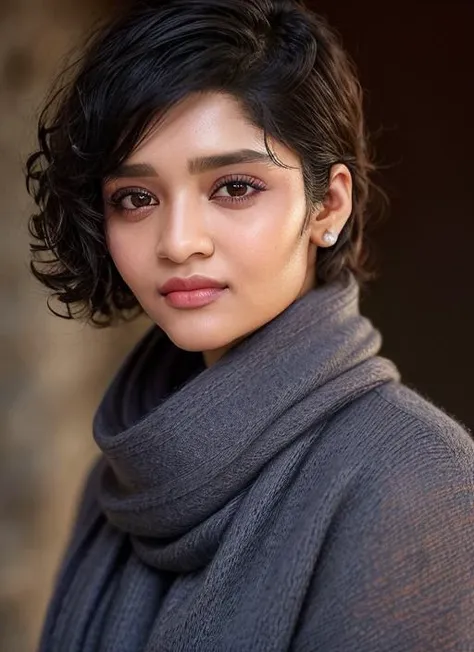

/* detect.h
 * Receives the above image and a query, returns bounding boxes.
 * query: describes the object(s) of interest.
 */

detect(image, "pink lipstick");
[159,275,228,309]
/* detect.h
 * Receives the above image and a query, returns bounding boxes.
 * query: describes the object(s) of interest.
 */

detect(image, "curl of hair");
[26,0,385,326]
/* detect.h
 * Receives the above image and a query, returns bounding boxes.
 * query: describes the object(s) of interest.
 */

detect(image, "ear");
[308,163,353,248]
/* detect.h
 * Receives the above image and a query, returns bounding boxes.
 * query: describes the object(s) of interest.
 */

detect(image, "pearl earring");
[322,230,338,246]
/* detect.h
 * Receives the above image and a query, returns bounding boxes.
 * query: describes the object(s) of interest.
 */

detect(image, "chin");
[164,328,235,354]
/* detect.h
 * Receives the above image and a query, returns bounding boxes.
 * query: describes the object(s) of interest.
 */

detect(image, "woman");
[26,0,474,650]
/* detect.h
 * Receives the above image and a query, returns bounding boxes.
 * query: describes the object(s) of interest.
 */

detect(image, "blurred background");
[1,0,472,649]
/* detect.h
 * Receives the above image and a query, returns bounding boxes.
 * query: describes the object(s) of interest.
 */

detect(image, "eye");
[211,175,267,204]
[108,188,158,212]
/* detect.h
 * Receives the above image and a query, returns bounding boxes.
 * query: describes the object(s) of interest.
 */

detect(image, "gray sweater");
[38,273,474,651]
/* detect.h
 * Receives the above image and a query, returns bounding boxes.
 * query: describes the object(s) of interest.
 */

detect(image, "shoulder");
[315,379,474,508]
[344,382,474,527]
[376,381,474,482]
[321,381,474,592]
[312,380,474,578]
[359,380,474,523]
[374,380,473,453]
[338,380,474,481]
[294,382,474,650]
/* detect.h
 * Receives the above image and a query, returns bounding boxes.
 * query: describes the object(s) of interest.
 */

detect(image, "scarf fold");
[39,272,400,652]
[93,272,397,572]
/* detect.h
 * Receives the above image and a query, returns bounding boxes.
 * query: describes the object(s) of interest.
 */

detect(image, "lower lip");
[162,287,227,309]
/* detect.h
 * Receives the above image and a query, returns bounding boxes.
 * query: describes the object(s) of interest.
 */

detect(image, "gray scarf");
[38,272,399,651]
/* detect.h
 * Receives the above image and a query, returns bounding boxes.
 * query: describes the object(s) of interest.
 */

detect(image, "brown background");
[316,0,474,434]
[1,1,473,649]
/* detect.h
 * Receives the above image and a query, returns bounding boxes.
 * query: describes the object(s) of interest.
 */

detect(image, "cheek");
[227,197,307,276]
[106,223,150,287]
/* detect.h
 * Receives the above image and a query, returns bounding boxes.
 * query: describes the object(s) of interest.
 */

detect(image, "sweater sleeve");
[294,420,474,652]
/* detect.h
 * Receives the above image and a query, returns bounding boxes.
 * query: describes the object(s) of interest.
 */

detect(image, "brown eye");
[123,192,154,209]
[225,182,248,198]
[212,176,267,204]
[109,188,158,212]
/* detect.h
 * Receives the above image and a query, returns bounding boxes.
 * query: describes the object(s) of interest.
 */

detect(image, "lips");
[159,275,227,295]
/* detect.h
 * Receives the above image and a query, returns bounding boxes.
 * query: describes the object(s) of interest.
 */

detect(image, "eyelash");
[107,174,267,215]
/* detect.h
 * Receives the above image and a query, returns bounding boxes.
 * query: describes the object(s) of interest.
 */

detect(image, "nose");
[155,196,215,263]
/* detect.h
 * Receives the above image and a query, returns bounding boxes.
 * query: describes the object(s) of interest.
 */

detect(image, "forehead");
[112,90,302,180]
[130,92,263,159]
[125,91,297,167]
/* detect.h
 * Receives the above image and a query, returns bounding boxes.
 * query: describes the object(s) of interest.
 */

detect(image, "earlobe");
[321,229,339,246]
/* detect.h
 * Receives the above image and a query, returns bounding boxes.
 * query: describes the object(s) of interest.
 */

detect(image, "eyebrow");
[107,149,275,180]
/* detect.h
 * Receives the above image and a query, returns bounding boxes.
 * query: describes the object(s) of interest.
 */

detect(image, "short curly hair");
[26,0,383,327]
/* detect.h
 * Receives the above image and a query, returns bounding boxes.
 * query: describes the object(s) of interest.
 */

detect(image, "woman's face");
[103,91,351,365]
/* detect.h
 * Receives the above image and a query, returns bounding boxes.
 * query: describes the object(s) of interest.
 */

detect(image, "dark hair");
[26,0,383,327]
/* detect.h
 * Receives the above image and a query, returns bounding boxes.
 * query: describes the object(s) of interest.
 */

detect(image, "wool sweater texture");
[38,273,474,651]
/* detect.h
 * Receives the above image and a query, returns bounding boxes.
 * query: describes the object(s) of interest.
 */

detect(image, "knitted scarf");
[38,272,399,651]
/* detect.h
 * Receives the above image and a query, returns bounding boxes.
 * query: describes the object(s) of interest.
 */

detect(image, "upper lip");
[159,275,227,294]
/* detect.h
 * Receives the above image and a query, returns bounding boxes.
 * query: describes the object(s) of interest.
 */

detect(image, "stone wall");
[0,1,145,649]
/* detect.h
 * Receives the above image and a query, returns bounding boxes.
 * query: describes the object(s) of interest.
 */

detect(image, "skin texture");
[103,91,353,366]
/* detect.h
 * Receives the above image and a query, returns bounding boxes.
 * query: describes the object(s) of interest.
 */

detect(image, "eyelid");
[107,173,266,195]
[211,173,266,191]
[109,186,157,204]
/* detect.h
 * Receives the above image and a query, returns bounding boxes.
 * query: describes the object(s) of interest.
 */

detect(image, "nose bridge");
[158,190,213,262]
